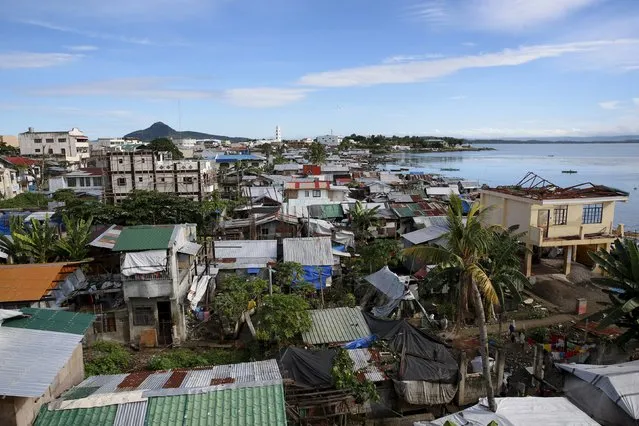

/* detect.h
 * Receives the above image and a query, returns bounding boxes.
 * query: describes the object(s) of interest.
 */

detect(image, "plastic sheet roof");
[401,224,449,245]
[283,237,333,266]
[363,266,405,300]
[303,307,371,345]
[557,360,639,420]
[214,240,277,269]
[419,397,600,426]
[0,327,83,397]
[89,225,123,249]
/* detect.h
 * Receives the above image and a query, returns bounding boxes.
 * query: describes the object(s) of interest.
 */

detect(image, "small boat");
[562,170,578,174]
[440,167,460,171]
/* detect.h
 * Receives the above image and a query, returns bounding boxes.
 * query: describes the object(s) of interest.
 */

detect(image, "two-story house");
[111,224,205,346]
[480,173,629,276]
[48,168,105,198]
[283,180,350,217]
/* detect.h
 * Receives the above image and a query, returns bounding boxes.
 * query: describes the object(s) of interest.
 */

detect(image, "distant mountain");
[123,122,249,142]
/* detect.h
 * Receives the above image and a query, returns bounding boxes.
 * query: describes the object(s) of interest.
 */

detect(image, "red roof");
[285,181,331,190]
[2,156,39,167]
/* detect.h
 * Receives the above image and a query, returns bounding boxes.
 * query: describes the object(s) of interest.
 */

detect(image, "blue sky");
[0,0,638,139]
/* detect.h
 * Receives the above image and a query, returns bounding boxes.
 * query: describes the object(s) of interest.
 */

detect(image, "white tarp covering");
[557,360,639,421]
[187,272,218,310]
[333,230,355,248]
[308,218,334,235]
[121,250,167,276]
[0,309,24,323]
[419,397,600,426]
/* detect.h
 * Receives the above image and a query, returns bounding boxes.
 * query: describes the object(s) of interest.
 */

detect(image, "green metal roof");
[112,225,175,252]
[308,204,344,219]
[302,307,371,345]
[3,308,95,335]
[146,384,287,426]
[33,404,117,426]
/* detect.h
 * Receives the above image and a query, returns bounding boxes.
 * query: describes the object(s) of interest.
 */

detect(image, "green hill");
[124,122,249,142]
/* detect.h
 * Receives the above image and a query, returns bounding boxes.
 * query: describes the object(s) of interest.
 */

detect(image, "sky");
[0,0,638,139]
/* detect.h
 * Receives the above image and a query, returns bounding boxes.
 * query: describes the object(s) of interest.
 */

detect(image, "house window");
[48,148,54,154]
[553,206,568,225]
[141,158,145,163]
[160,177,166,182]
[138,177,143,182]
[305,190,310,197]
[34,138,42,143]
[261,228,270,236]
[93,177,102,186]
[117,177,126,187]
[582,203,603,224]
[79,177,86,187]
[313,190,321,197]
[35,148,41,153]
[94,312,117,333]
[60,148,66,156]
[184,177,194,184]
[58,138,66,143]
[67,177,77,187]
[133,306,154,326]
[46,138,54,143]
[118,158,124,164]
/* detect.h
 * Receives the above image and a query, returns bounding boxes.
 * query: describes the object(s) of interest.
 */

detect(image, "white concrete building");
[19,127,90,163]
[275,126,282,143]
[48,168,105,198]
[93,138,142,153]
[0,164,20,199]
[316,134,342,146]
[106,151,217,203]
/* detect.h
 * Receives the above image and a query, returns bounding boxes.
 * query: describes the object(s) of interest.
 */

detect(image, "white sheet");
[121,250,167,276]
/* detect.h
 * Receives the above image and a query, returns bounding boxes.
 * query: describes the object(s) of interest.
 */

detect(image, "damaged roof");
[0,263,79,303]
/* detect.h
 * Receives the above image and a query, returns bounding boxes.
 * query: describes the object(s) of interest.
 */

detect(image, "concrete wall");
[0,344,84,426]
[19,131,86,162]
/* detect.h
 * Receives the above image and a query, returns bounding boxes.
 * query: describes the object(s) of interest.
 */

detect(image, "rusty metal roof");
[0,263,77,303]
[485,172,630,201]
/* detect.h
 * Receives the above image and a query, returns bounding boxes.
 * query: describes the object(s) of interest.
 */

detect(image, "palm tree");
[56,214,93,261]
[589,239,639,346]
[308,141,327,164]
[12,217,59,263]
[350,201,379,241]
[0,216,29,264]
[403,195,497,411]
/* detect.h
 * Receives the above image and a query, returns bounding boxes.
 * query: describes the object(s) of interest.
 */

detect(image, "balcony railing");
[122,270,171,282]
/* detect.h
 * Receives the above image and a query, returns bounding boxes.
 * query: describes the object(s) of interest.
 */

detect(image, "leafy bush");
[146,348,248,371]
[85,341,132,377]
[0,192,48,208]
[255,293,311,344]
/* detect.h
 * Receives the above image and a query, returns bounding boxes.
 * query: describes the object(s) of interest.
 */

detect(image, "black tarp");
[364,313,458,384]
[280,347,337,388]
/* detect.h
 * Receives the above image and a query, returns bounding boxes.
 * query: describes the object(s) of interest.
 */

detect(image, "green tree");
[141,138,184,159]
[117,190,199,225]
[356,239,401,273]
[12,217,59,263]
[589,239,639,346]
[0,192,48,209]
[402,195,497,412]
[0,216,29,264]
[255,293,311,344]
[0,141,19,156]
[307,141,327,164]
[350,200,379,241]
[331,348,379,404]
[211,275,267,334]
[273,261,304,291]
[56,214,93,261]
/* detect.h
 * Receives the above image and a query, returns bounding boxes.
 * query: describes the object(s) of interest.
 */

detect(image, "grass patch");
[146,348,249,371]
[85,341,132,377]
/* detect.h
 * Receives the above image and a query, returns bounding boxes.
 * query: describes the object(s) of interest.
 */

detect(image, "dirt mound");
[531,274,608,314]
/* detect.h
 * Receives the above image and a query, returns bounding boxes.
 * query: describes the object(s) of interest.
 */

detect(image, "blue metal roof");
[215,154,264,163]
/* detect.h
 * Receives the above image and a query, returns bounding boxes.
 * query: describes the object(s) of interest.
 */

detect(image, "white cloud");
[22,20,155,45]
[224,88,312,108]
[599,100,621,110]
[298,39,639,88]
[29,78,309,108]
[633,98,639,106]
[64,45,98,52]
[411,0,601,31]
[0,52,81,69]
[383,54,444,64]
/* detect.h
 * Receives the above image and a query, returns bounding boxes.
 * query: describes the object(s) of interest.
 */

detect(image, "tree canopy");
[139,137,184,159]
[307,141,327,164]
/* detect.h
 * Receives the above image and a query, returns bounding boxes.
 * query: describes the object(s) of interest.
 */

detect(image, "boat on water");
[562,170,578,174]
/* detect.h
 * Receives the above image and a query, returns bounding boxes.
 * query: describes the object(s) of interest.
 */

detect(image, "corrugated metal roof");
[283,237,333,266]
[89,225,123,249]
[114,401,147,426]
[214,240,277,270]
[302,307,371,345]
[402,225,449,245]
[112,225,176,252]
[0,327,83,397]
[273,163,302,171]
[178,241,202,256]
[34,404,117,426]
[307,204,344,219]
[347,349,387,382]
[0,263,74,303]
[145,383,287,426]
[2,308,95,335]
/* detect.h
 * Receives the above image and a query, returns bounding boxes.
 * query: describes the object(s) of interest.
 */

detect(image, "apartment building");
[106,151,217,203]
[18,127,89,163]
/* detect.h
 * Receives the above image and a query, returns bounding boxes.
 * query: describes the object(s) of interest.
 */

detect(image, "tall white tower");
[275,125,282,142]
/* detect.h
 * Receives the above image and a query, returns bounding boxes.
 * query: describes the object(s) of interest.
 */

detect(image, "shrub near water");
[146,349,248,371]
[85,341,132,377]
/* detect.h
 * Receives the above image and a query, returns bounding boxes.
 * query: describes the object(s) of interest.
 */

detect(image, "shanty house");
[480,172,629,276]
[283,237,334,289]
[111,224,204,346]
[214,239,277,277]
[0,308,94,426]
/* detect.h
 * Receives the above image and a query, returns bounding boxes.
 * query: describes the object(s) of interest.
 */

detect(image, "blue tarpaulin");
[332,244,346,252]
[247,268,261,275]
[301,265,332,289]
[343,335,376,349]
[461,199,471,215]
